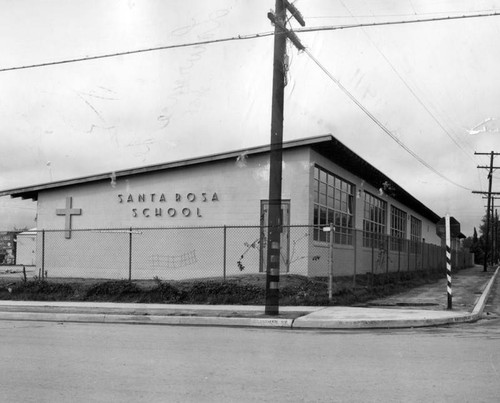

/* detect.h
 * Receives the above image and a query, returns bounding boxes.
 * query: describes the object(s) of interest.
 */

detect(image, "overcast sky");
[1,0,499,235]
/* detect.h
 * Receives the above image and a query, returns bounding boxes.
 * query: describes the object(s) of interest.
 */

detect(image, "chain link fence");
[7,226,474,282]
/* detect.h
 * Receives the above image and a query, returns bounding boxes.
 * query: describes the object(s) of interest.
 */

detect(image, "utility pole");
[482,196,500,265]
[265,1,305,315]
[492,209,498,264]
[473,151,500,271]
[473,189,500,270]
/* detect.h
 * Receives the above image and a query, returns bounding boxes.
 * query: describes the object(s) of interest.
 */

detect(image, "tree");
[465,227,484,265]
[478,211,500,265]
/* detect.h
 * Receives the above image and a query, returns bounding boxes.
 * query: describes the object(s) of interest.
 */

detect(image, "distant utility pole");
[483,196,500,265]
[472,151,500,271]
[265,0,305,315]
[491,209,498,264]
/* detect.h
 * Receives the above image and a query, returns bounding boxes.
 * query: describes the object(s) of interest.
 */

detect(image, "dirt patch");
[0,269,449,306]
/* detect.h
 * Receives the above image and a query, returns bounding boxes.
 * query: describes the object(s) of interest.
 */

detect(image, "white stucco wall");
[35,149,312,279]
[33,146,443,279]
[37,148,312,230]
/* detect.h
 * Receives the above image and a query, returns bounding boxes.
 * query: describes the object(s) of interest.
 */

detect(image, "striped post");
[445,214,452,310]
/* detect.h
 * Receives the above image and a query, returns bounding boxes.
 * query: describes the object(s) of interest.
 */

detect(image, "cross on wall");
[56,197,82,239]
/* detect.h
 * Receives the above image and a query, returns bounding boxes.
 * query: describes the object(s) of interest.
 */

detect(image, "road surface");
[0,278,499,402]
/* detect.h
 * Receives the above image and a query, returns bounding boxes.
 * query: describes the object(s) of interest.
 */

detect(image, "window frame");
[362,192,387,248]
[390,205,407,251]
[313,165,354,245]
[410,216,422,254]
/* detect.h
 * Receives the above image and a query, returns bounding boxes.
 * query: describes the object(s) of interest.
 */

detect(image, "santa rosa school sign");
[117,192,220,218]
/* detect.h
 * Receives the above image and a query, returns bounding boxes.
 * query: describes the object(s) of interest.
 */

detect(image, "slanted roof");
[309,136,441,223]
[0,134,441,223]
[0,135,331,201]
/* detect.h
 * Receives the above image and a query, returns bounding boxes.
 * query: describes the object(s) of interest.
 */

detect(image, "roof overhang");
[0,135,332,201]
[310,137,441,223]
[0,134,440,223]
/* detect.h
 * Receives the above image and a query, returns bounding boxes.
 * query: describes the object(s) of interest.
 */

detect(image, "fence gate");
[259,200,290,273]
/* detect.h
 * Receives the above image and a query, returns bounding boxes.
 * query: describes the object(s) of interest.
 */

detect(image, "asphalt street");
[0,278,499,403]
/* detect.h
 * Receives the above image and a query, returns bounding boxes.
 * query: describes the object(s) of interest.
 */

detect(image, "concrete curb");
[0,267,497,330]
[0,311,295,328]
[292,266,499,330]
[471,266,499,316]
[290,308,475,330]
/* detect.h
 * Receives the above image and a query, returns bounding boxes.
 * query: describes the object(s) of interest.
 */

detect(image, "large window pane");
[313,165,354,245]
[390,206,407,251]
[363,192,387,248]
[410,216,422,253]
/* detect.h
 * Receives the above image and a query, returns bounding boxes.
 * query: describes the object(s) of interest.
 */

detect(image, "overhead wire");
[306,8,500,19]
[337,0,480,166]
[1,11,500,73]
[301,47,473,191]
[294,11,500,35]
[0,33,270,73]
[0,7,492,193]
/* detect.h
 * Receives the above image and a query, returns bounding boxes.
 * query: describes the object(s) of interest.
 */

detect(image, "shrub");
[9,280,75,301]
[143,281,187,303]
[185,281,265,304]
[84,280,141,301]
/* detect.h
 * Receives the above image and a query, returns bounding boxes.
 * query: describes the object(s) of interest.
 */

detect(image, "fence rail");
[8,225,474,283]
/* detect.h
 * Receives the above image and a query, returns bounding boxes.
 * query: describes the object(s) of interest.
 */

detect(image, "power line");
[294,11,500,35]
[337,1,480,166]
[0,33,272,73]
[1,11,499,73]
[302,47,472,191]
[307,8,500,20]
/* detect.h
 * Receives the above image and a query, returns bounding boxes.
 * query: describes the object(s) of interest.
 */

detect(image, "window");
[410,216,422,253]
[390,206,407,251]
[313,166,354,245]
[363,192,387,248]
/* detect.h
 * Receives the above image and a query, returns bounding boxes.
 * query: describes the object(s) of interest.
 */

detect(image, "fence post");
[424,239,428,272]
[414,241,417,271]
[328,223,334,301]
[352,229,357,288]
[407,239,410,272]
[223,225,227,281]
[422,242,424,270]
[41,229,45,280]
[371,236,375,287]
[128,227,132,281]
[398,238,401,273]
[385,235,389,277]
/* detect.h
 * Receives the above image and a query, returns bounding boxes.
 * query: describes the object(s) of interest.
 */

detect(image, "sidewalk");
[0,266,497,330]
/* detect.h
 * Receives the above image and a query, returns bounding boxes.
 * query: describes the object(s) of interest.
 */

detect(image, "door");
[259,200,291,273]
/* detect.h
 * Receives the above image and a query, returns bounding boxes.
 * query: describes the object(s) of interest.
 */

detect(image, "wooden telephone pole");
[265,1,305,315]
[473,151,500,271]
[482,196,500,264]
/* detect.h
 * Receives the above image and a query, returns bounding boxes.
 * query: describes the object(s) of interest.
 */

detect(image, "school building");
[0,135,469,280]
